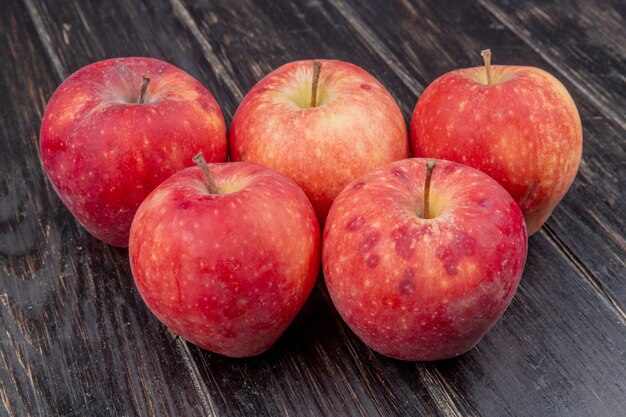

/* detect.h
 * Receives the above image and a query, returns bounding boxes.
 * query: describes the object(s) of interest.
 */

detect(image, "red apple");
[40,57,227,247]
[229,59,408,225]
[129,156,320,358]
[322,158,527,361]
[410,50,582,235]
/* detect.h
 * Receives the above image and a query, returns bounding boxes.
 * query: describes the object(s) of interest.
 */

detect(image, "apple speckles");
[346,216,365,231]
[399,268,416,295]
[391,226,413,259]
[391,224,432,260]
[40,58,228,247]
[391,167,408,182]
[322,158,528,361]
[230,60,409,226]
[436,231,477,276]
[352,181,366,190]
[360,83,372,90]
[365,254,380,269]
[439,163,458,176]
[498,222,515,237]
[359,230,381,253]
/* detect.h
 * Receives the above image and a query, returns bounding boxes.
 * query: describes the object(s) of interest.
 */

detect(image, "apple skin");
[229,59,408,225]
[40,57,227,247]
[322,158,527,361]
[410,65,582,235]
[129,162,320,358]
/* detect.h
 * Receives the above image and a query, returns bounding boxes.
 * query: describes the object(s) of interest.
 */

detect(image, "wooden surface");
[1,0,624,416]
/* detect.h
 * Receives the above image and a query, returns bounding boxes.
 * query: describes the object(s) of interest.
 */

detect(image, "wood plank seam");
[0,295,50,416]
[321,0,625,319]
[330,320,392,416]
[12,1,625,415]
[478,0,626,131]
[541,224,626,322]
[177,339,219,417]
[155,2,472,408]
[23,0,68,80]
[169,0,245,101]
[28,0,621,327]
[417,365,470,417]
[320,279,473,416]
[326,0,423,96]
[20,0,222,413]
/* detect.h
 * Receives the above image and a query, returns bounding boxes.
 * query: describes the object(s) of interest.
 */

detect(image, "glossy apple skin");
[230,59,408,225]
[323,158,527,361]
[40,57,227,247]
[129,162,320,358]
[410,65,582,235]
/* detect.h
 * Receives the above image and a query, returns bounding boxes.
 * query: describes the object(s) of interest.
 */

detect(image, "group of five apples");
[39,50,582,361]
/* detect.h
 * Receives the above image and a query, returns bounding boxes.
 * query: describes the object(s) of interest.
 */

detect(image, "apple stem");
[192,153,219,194]
[423,159,436,219]
[480,49,492,85]
[139,75,151,104]
[310,60,323,107]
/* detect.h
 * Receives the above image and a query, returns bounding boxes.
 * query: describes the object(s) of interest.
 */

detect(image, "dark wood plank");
[480,0,626,130]
[0,2,214,416]
[476,0,626,314]
[187,236,626,417]
[165,0,626,415]
[167,0,422,116]
[316,0,626,319]
[22,0,244,116]
[5,0,625,416]
[175,0,626,318]
[18,0,452,415]
[185,283,463,417]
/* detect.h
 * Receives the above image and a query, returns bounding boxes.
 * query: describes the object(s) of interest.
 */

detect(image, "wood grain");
[317,0,626,317]
[480,0,626,130]
[181,234,626,417]
[1,1,213,416]
[166,1,626,415]
[1,0,624,416]
[477,0,626,317]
